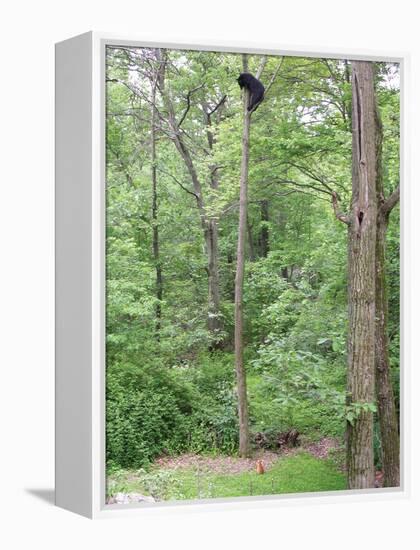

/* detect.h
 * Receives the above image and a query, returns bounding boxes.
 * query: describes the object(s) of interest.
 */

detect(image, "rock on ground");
[106,492,155,505]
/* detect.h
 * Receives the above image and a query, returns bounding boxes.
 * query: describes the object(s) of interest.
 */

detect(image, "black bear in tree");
[237,73,265,112]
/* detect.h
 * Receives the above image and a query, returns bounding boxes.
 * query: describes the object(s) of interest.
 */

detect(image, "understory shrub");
[106,353,240,468]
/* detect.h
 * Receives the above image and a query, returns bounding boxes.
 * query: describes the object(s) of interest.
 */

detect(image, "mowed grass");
[107,451,346,502]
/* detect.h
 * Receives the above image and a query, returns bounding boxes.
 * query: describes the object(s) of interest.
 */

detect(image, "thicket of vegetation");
[105,48,399,497]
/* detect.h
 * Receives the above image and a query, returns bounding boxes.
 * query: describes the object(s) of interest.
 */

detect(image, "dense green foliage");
[105,48,400,485]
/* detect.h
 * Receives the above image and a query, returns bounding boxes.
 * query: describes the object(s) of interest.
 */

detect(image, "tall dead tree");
[234,55,281,457]
[234,55,252,458]
[150,52,165,337]
[234,55,269,457]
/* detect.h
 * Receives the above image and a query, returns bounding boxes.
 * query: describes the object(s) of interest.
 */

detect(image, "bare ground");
[154,438,341,474]
[304,437,341,459]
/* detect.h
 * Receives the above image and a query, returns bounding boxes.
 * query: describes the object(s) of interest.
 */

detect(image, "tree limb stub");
[332,191,350,225]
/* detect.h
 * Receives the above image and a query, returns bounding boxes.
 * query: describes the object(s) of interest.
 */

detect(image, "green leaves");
[345,402,378,426]
[104,48,399,474]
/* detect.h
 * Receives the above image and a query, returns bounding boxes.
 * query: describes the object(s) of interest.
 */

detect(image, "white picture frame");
[55,31,409,519]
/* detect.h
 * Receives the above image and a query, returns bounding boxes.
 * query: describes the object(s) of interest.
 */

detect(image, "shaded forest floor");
[155,437,341,473]
[107,439,347,503]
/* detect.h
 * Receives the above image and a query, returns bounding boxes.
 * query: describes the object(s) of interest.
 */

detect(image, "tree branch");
[177,84,204,127]
[381,183,400,215]
[106,77,168,126]
[246,58,267,115]
[287,161,335,194]
[264,57,284,98]
[261,177,334,197]
[332,191,350,225]
[255,56,267,80]
[208,95,227,116]
[156,167,199,201]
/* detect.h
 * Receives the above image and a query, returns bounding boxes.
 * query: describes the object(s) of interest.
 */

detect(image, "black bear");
[237,73,265,112]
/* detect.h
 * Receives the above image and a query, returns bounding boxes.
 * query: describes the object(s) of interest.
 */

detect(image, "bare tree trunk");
[151,76,162,338]
[227,251,235,302]
[163,92,223,346]
[259,199,270,258]
[205,219,222,342]
[234,58,251,458]
[375,213,400,486]
[247,220,256,261]
[346,61,377,489]
[203,104,224,347]
[374,104,400,487]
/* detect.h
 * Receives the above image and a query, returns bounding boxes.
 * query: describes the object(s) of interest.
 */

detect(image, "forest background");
[105,48,400,502]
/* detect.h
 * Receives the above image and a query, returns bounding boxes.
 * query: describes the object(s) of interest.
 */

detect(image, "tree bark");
[205,219,222,341]
[346,61,377,489]
[150,70,163,338]
[247,220,256,261]
[374,104,400,487]
[235,59,251,458]
[259,199,270,258]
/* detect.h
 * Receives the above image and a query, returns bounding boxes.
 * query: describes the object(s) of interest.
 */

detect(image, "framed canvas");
[55,32,408,518]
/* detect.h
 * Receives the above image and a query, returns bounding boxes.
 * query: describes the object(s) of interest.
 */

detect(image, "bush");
[106,367,191,468]
[106,389,187,468]
[106,353,240,468]
[249,339,346,439]
[186,388,239,454]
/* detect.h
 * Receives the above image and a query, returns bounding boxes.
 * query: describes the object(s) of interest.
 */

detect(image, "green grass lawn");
[107,451,346,502]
